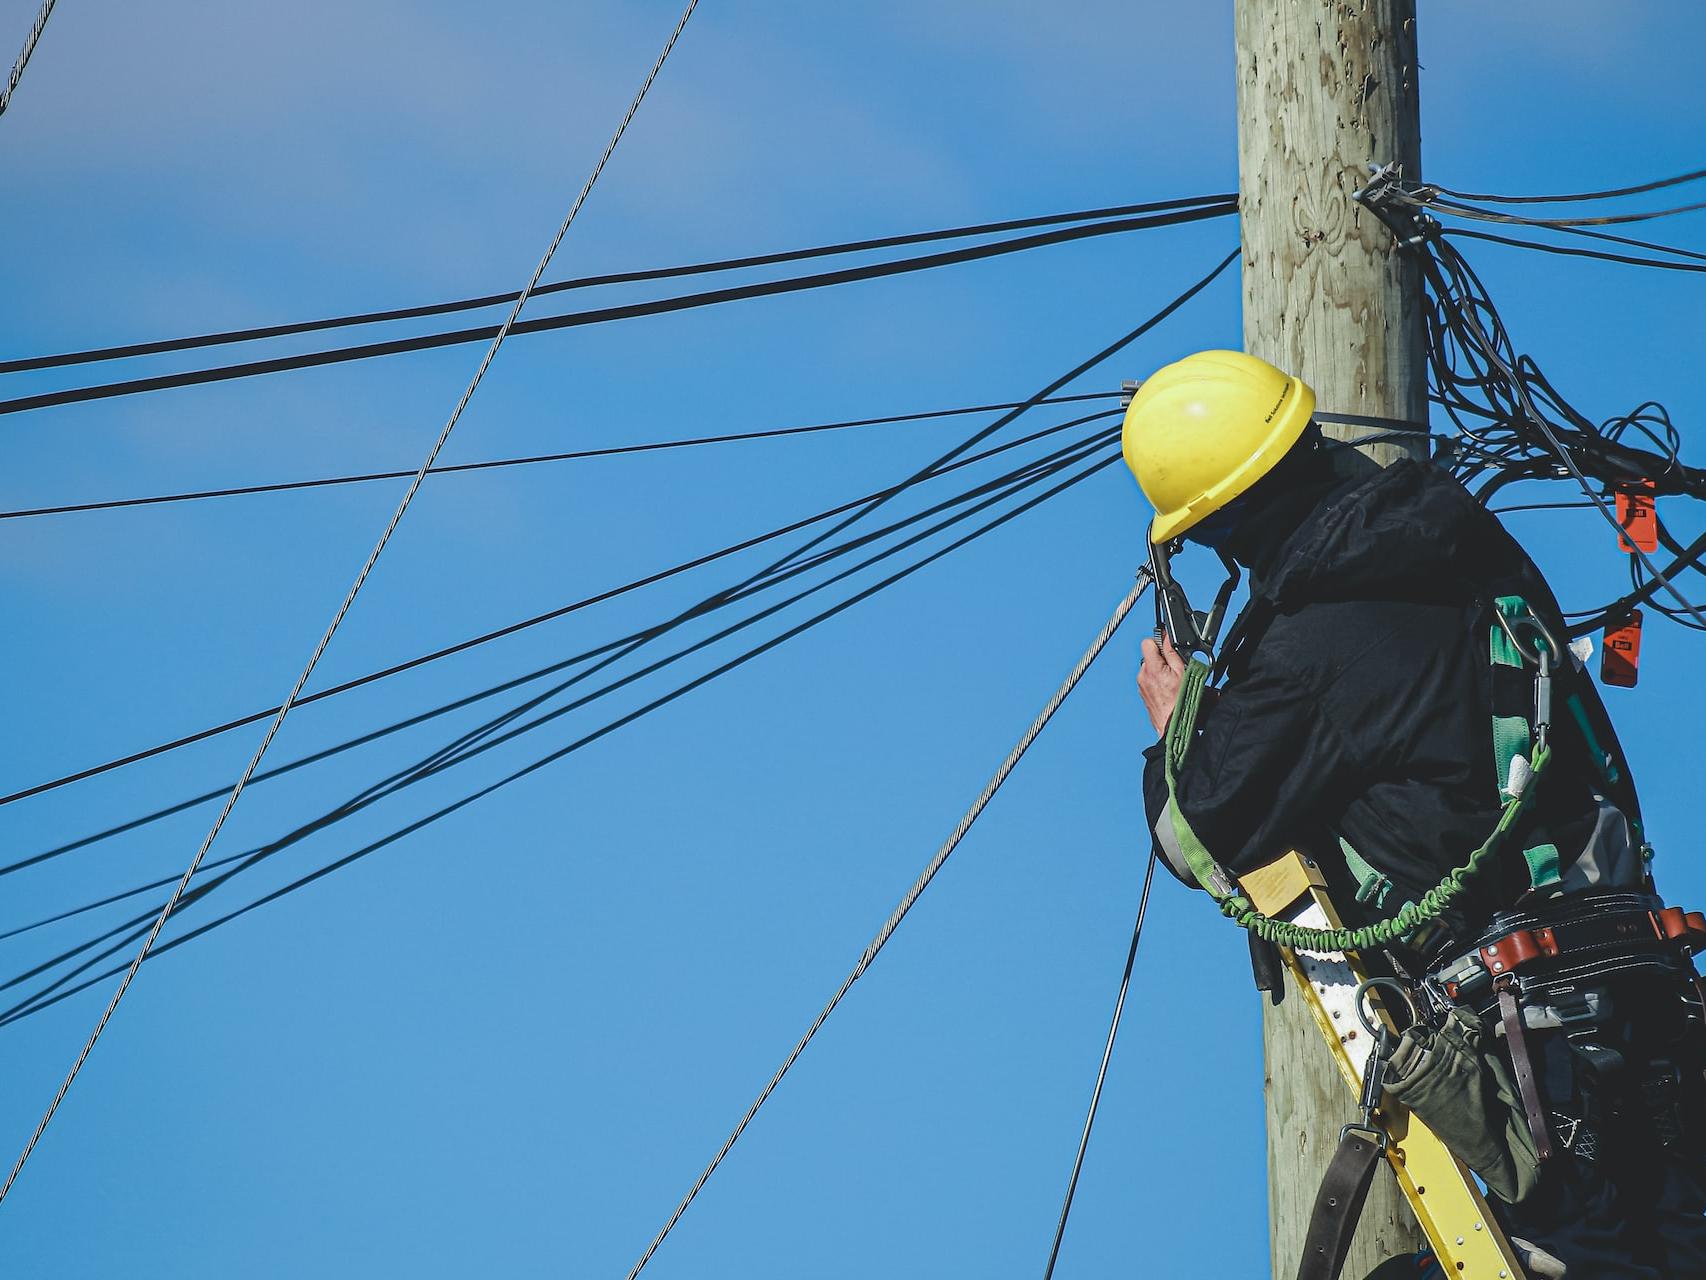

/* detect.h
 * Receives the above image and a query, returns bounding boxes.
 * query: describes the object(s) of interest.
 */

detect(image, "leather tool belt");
[1426,890,1704,1019]
[1422,889,1706,1167]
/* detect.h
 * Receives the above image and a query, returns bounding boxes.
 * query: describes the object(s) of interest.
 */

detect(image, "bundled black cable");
[0,409,1121,869]
[1382,169,1706,275]
[1355,169,1706,638]
[3,249,1242,1020]
[0,433,1125,1027]
[0,199,1234,418]
[0,195,1232,377]
[2,250,1236,827]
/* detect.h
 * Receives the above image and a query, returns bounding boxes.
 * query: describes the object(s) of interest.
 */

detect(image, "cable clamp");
[1353,161,1406,208]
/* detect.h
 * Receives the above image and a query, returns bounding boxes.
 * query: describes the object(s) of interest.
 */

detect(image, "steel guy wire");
[0,393,1120,521]
[0,0,55,119]
[623,573,1147,1279]
[0,0,702,1204]
[0,451,1129,1029]
[1041,851,1158,1280]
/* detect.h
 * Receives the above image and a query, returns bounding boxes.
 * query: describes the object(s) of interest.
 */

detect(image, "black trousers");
[1488,974,1706,1277]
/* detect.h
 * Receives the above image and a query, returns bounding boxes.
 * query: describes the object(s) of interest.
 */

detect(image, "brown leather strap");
[1294,1129,1384,1280]
[1497,976,1556,1162]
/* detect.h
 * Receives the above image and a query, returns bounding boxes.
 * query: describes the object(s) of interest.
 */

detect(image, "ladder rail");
[1242,852,1526,1279]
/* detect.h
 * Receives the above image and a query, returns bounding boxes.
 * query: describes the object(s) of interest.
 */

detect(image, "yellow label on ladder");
[1240,852,1526,1279]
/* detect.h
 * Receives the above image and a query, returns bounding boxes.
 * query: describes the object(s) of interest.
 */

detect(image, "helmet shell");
[1122,349,1317,543]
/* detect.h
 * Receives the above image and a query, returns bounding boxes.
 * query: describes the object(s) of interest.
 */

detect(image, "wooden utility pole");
[1234,2,1428,1276]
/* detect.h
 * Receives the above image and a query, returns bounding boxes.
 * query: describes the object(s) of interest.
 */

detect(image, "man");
[1126,350,1706,1277]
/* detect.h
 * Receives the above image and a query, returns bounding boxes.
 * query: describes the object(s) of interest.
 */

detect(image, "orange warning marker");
[1615,486,1658,554]
[1602,610,1643,688]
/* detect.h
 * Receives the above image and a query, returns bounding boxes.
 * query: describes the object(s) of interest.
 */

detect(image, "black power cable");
[1433,249,1706,634]
[1365,184,1706,631]
[0,408,1121,821]
[1429,167,1706,205]
[1442,228,1706,276]
[0,392,1119,522]
[3,250,1236,1025]
[3,426,1122,916]
[3,249,1235,817]
[0,435,1120,1010]
[0,204,1235,418]
[0,195,1232,376]
[1405,184,1706,265]
[3,439,1123,965]
[1425,192,1706,229]
[1040,853,1157,1280]
[0,449,1125,1028]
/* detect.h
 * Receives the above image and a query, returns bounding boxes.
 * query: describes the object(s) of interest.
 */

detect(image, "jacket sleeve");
[1141,666,1365,888]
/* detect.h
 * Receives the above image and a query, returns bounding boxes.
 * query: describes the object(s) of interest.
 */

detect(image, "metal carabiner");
[1353,976,1422,1039]
[1492,602,1562,669]
[1492,604,1561,753]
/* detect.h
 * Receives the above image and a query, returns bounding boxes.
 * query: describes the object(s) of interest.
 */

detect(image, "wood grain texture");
[1237,0,1426,466]
[1235,2,1429,1275]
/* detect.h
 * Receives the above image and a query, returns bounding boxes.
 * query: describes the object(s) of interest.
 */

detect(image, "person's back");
[1125,350,1706,1277]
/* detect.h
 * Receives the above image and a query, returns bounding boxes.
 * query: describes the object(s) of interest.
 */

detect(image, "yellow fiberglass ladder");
[1241,851,1527,1279]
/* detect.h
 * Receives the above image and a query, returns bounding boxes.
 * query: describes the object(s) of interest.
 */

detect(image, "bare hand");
[1138,633,1187,736]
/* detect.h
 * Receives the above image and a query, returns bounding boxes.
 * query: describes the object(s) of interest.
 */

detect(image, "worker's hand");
[1138,633,1188,736]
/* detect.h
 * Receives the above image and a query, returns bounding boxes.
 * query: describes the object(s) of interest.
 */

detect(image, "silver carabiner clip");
[1493,602,1562,669]
[1493,604,1560,753]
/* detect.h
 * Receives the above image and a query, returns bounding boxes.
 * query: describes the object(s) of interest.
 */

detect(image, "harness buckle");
[1343,1021,1398,1155]
[1651,907,1706,956]
[1480,927,1559,977]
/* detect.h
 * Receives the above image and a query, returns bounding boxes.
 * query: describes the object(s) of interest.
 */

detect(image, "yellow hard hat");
[1122,350,1317,544]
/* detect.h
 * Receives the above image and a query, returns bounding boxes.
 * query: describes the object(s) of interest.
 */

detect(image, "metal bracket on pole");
[1354,163,1439,252]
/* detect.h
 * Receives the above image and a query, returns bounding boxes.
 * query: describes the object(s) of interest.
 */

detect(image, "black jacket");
[1141,460,1641,942]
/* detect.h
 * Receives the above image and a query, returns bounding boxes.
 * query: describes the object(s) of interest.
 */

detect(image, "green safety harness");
[1163,595,1630,951]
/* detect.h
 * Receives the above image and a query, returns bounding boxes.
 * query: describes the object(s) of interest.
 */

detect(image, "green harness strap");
[1163,597,1556,952]
[1339,837,1394,910]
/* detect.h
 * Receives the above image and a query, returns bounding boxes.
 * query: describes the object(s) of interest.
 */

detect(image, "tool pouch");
[1381,1006,1540,1204]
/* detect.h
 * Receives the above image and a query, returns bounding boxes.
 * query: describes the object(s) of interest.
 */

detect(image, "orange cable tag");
[1602,610,1643,688]
[1615,486,1658,554]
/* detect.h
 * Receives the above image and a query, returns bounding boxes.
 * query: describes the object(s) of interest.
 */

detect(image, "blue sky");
[1,2,1703,1276]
